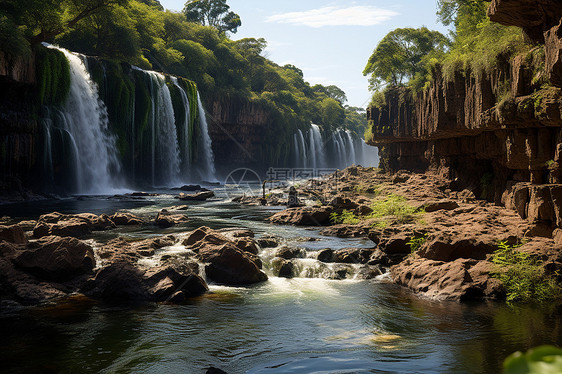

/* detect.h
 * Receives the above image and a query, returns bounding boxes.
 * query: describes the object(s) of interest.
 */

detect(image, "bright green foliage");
[503,346,562,374]
[344,106,368,136]
[0,15,31,57]
[491,241,560,304]
[330,210,360,225]
[407,233,429,253]
[363,27,448,91]
[183,0,241,34]
[368,194,421,223]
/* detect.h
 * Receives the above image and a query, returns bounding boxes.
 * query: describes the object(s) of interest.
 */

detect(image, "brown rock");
[110,212,145,225]
[257,235,280,248]
[423,200,459,213]
[275,246,305,259]
[178,191,215,201]
[233,237,259,255]
[267,206,333,226]
[392,256,502,301]
[185,227,267,285]
[17,220,37,232]
[154,210,188,228]
[332,248,374,264]
[329,196,359,211]
[320,224,366,238]
[13,236,95,281]
[0,224,27,244]
[33,218,91,238]
[418,232,497,261]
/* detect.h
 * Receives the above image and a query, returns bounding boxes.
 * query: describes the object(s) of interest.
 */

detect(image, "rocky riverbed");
[2,166,561,308]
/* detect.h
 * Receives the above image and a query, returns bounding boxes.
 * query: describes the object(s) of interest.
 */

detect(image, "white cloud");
[266,6,399,28]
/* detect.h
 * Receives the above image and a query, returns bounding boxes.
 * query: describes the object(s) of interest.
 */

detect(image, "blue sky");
[158,0,449,107]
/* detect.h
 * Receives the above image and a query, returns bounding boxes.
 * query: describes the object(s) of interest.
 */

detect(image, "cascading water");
[196,92,216,182]
[46,45,121,194]
[293,125,379,170]
[171,77,191,178]
[146,72,181,186]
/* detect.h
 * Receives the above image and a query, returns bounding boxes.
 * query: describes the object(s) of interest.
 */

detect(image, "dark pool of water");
[1,187,562,373]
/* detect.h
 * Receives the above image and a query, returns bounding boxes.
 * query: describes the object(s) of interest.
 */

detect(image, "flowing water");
[1,186,561,373]
[45,45,122,194]
[196,92,217,182]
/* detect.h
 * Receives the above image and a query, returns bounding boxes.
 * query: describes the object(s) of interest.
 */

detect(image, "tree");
[312,84,347,104]
[183,0,241,34]
[363,27,448,90]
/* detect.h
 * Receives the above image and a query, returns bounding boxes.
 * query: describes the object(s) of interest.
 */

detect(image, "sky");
[158,0,449,108]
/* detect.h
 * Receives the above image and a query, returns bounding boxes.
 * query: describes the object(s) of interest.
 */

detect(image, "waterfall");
[46,45,121,194]
[307,124,326,169]
[293,134,300,167]
[196,92,216,182]
[146,71,181,186]
[171,77,191,179]
[345,130,356,166]
[297,129,308,168]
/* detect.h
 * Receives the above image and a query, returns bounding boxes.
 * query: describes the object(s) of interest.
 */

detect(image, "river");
[1,185,561,373]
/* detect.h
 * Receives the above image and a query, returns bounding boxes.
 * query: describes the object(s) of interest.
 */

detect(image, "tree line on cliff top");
[364,0,533,103]
[0,0,366,135]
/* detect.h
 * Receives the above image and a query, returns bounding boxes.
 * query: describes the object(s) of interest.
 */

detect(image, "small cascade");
[171,77,191,179]
[196,92,216,182]
[46,45,121,194]
[308,124,326,169]
[345,130,356,166]
[293,134,300,167]
[297,129,308,168]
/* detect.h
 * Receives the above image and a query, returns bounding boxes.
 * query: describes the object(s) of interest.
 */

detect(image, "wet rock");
[17,220,37,232]
[275,246,305,259]
[423,200,460,212]
[178,191,215,201]
[185,226,267,285]
[173,184,202,191]
[355,265,383,280]
[320,224,366,238]
[218,228,255,238]
[257,235,280,248]
[33,218,91,239]
[0,224,27,244]
[73,213,116,231]
[329,264,353,280]
[317,248,334,262]
[154,210,188,228]
[13,236,95,281]
[129,192,158,197]
[206,368,228,374]
[277,259,296,278]
[332,248,374,264]
[233,237,259,255]
[110,212,145,225]
[267,206,333,226]
[287,186,301,207]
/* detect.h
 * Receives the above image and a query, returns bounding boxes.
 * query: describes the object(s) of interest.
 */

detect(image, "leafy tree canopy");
[183,0,241,34]
[363,27,448,91]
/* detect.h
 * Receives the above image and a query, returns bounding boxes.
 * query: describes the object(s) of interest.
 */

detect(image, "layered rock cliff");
[366,0,562,235]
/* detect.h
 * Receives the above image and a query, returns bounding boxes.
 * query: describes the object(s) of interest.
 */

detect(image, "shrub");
[408,233,429,253]
[330,209,360,225]
[491,241,560,304]
[369,194,422,223]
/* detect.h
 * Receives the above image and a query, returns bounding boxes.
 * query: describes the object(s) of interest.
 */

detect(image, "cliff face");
[207,97,270,175]
[367,0,562,235]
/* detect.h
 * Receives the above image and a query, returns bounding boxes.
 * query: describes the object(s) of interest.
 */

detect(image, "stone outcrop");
[366,0,562,233]
[267,206,333,226]
[183,226,267,285]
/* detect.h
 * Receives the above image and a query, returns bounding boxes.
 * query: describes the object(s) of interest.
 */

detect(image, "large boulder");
[13,236,95,281]
[392,256,503,301]
[267,206,333,226]
[154,210,188,228]
[332,248,374,264]
[423,200,460,213]
[178,191,215,201]
[0,224,27,244]
[418,232,497,261]
[185,227,267,285]
[33,218,91,238]
[110,212,145,225]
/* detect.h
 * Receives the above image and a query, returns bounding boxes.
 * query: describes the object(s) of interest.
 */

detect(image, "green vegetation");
[504,345,562,374]
[36,47,70,106]
[330,210,360,225]
[363,27,448,92]
[369,194,422,224]
[407,233,429,253]
[2,0,359,149]
[491,241,560,304]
